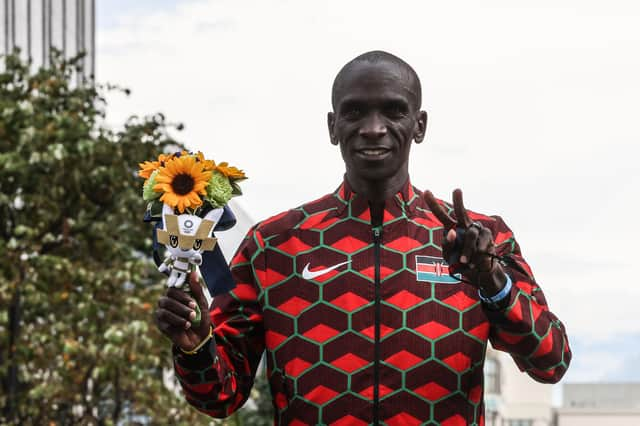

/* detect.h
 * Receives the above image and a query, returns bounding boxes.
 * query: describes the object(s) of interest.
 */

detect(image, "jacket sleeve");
[172,225,266,418]
[484,216,572,384]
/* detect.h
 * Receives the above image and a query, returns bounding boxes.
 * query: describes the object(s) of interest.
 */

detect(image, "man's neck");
[346,173,408,202]
[345,172,409,227]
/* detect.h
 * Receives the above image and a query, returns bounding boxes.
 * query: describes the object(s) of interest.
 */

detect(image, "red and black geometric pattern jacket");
[173,179,571,426]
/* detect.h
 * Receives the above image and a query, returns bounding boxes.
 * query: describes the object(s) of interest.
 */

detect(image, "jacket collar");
[333,176,421,222]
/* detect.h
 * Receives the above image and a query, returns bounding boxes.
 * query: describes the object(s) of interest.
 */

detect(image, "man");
[155,51,571,425]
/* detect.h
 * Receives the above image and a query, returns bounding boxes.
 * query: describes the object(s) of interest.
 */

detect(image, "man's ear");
[327,112,338,146]
[413,110,428,144]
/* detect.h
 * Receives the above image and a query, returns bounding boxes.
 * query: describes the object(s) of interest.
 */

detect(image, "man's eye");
[342,106,363,120]
[385,104,408,118]
[169,235,179,248]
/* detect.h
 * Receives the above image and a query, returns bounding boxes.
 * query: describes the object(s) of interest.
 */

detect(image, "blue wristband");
[478,273,512,307]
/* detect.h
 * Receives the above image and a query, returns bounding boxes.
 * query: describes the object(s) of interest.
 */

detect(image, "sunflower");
[216,162,246,180]
[138,160,160,180]
[157,153,172,166]
[138,153,175,180]
[154,155,212,213]
[196,151,216,171]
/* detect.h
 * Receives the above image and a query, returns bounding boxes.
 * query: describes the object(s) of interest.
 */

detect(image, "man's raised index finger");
[452,188,471,228]
[424,190,456,229]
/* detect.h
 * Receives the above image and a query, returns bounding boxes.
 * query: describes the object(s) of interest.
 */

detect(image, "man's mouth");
[356,148,391,159]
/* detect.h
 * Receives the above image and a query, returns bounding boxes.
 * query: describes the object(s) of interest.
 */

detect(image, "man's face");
[328,61,427,187]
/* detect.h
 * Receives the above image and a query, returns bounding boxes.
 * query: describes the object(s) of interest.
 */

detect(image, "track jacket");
[173,180,571,425]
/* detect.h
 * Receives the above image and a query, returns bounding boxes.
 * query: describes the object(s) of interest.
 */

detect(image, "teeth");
[362,149,388,155]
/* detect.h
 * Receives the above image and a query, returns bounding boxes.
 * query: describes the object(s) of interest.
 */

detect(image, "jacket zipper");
[372,226,382,426]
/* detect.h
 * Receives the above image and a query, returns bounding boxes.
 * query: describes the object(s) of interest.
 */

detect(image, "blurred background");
[1,0,639,424]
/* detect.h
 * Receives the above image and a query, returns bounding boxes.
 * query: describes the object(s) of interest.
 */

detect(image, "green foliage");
[0,51,272,425]
[206,171,234,208]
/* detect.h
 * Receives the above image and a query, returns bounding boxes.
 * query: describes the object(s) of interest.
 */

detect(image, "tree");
[0,50,276,425]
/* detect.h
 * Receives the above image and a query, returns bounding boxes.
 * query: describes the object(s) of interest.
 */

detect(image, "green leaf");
[148,199,164,218]
[231,180,243,196]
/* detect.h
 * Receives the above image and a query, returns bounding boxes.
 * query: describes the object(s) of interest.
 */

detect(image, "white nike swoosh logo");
[302,260,351,280]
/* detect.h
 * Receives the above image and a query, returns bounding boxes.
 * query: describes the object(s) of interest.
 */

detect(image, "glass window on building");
[484,357,501,394]
[0,0,95,80]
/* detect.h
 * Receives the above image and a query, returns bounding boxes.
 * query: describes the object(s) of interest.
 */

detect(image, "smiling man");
[156,51,571,425]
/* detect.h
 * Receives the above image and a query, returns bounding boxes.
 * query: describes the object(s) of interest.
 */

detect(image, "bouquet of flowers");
[139,150,245,214]
[139,151,246,325]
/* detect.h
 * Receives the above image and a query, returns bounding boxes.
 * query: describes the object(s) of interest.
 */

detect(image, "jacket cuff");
[173,338,218,371]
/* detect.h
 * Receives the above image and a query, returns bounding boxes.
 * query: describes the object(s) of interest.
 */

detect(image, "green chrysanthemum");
[206,171,233,207]
[143,169,161,201]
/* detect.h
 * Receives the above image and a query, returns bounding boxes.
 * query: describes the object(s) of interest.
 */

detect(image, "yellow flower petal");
[190,161,201,176]
[165,160,178,176]
[189,192,201,205]
[193,182,207,192]
[138,160,160,180]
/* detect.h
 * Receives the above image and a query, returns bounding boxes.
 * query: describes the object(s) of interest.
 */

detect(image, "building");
[556,383,640,426]
[0,0,95,80]
[484,346,555,426]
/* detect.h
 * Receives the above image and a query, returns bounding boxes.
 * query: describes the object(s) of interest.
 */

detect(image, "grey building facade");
[1,0,95,79]
[556,383,640,426]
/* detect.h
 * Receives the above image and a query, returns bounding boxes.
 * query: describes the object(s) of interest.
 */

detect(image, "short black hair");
[331,50,422,110]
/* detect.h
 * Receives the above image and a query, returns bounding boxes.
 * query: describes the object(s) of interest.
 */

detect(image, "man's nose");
[359,113,387,139]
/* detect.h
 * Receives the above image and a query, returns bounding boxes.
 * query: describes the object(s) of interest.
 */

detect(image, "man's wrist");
[179,325,213,355]
[478,273,512,310]
[476,263,507,296]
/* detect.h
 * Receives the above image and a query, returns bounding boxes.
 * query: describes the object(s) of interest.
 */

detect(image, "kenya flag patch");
[415,255,460,284]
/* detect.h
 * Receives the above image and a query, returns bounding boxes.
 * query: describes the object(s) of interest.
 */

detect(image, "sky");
[96,0,640,386]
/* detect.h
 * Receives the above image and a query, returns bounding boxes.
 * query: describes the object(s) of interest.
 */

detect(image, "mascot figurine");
[156,204,223,288]
[138,151,246,325]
